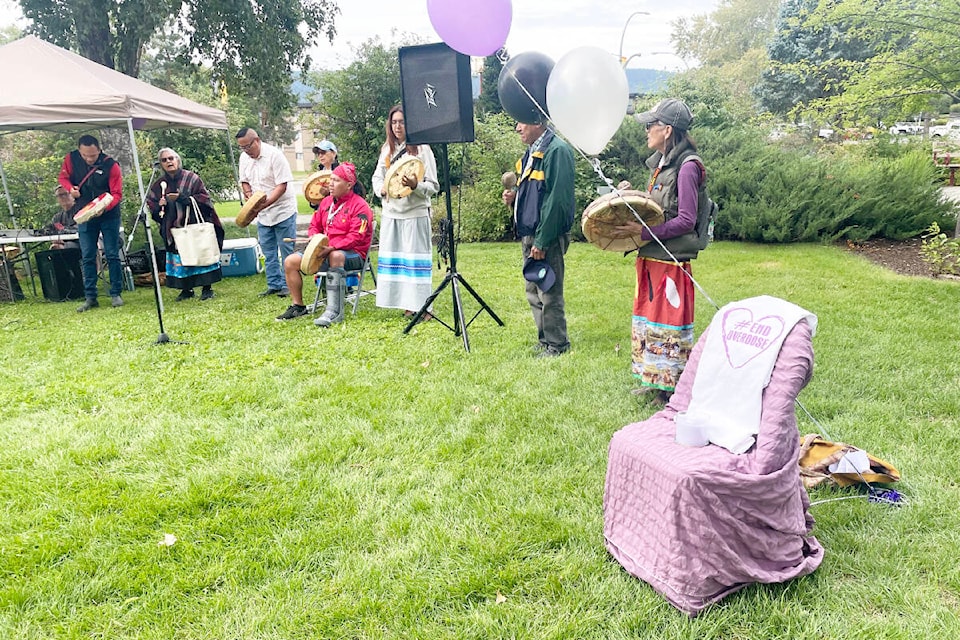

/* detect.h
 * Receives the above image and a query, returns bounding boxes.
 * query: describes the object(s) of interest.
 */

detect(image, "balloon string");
[587,158,720,311]
[505,70,871,464]
[504,70,719,311]
[502,66,554,130]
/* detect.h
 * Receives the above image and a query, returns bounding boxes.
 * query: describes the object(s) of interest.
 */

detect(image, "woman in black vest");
[616,98,708,406]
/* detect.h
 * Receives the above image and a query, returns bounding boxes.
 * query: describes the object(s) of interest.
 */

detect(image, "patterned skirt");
[165,252,222,291]
[376,216,433,311]
[632,257,695,391]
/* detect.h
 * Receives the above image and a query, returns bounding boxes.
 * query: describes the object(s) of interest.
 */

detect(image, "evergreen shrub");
[698,127,957,242]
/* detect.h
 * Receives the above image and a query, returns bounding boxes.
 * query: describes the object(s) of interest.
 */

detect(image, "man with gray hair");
[502,120,576,358]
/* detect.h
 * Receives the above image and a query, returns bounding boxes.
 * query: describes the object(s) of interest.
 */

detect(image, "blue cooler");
[220,238,264,277]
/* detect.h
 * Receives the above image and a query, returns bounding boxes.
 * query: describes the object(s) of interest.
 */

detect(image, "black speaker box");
[399,43,475,144]
[35,248,85,301]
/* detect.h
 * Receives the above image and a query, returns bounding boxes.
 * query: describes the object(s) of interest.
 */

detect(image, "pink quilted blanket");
[604,322,824,616]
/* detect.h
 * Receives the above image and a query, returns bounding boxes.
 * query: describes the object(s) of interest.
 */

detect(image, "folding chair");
[311,219,378,316]
[97,229,135,292]
[603,319,823,617]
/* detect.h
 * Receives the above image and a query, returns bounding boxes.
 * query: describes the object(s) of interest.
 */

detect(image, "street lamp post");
[619,11,650,67]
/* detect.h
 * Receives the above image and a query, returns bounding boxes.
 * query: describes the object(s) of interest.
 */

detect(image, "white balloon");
[546,46,629,155]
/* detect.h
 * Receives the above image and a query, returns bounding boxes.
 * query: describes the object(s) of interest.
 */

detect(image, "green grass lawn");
[2,241,959,638]
[214,195,317,223]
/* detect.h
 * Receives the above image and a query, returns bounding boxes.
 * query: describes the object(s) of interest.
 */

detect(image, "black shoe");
[277,288,290,297]
[536,345,569,358]
[276,304,308,320]
[176,290,195,301]
[259,288,283,297]
[200,288,215,301]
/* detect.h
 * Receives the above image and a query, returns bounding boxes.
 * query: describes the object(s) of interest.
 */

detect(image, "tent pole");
[126,118,173,344]
[225,130,243,202]
[0,156,20,228]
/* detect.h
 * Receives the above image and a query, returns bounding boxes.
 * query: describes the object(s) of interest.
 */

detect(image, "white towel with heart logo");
[678,295,817,454]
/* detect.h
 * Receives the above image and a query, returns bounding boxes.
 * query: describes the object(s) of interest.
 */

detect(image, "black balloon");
[497,52,555,124]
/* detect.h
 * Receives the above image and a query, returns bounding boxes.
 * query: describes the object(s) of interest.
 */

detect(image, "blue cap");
[523,258,556,293]
[317,139,337,153]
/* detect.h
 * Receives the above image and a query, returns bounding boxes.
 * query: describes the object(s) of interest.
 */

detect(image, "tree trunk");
[100,129,136,184]
[73,0,114,68]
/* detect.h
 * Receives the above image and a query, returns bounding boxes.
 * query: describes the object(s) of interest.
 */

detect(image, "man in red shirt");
[276,162,374,327]
[58,135,124,312]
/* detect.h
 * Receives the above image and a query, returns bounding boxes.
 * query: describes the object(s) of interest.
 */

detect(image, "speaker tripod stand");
[403,143,503,351]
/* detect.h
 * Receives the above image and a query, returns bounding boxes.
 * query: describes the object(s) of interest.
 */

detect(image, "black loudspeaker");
[35,248,85,301]
[399,43,475,144]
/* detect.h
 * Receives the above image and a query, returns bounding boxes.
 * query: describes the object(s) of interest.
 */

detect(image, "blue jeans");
[258,214,297,290]
[78,209,122,300]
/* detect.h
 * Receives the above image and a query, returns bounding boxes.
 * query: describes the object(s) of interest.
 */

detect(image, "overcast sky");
[0,0,720,71]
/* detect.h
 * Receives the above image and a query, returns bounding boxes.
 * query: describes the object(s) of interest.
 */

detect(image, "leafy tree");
[140,55,256,198]
[673,0,780,68]
[753,0,877,119]
[449,112,522,241]
[17,0,338,137]
[305,37,416,192]
[670,0,780,121]
[476,52,505,116]
[1,24,21,45]
[802,0,960,122]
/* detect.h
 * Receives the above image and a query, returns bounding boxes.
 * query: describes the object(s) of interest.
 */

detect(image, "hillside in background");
[626,68,673,95]
[293,68,674,109]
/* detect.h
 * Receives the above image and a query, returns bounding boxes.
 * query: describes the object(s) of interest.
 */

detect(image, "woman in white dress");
[371,105,439,317]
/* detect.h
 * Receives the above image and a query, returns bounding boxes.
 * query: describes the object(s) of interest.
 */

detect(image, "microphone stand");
[124,163,158,254]
[133,163,184,345]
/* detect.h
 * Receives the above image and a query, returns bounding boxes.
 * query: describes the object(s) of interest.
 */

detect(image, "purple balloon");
[428,0,512,57]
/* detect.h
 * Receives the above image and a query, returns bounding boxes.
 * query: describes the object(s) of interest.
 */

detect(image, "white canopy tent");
[0,35,237,340]
[0,34,233,226]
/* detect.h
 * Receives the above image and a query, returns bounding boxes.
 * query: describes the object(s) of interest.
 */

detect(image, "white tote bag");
[171,197,220,267]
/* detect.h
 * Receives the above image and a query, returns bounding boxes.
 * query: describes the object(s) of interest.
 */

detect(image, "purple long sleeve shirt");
[641,160,704,242]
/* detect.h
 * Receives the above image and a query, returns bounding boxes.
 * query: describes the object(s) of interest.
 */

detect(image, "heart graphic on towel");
[721,309,785,368]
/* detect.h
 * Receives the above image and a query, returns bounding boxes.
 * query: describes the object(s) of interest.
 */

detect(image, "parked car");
[930,121,960,139]
[768,122,811,141]
[889,122,924,135]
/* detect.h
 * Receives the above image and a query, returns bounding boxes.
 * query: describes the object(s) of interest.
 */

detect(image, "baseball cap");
[523,257,556,293]
[317,139,337,153]
[635,98,694,131]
